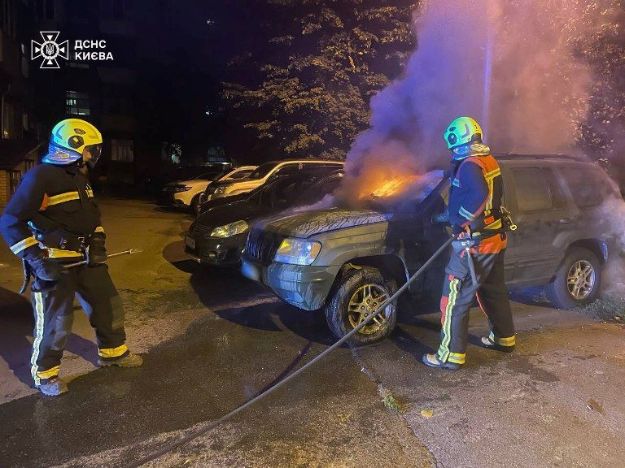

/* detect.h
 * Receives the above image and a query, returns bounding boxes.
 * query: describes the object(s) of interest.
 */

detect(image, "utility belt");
[33,229,92,259]
[470,206,517,238]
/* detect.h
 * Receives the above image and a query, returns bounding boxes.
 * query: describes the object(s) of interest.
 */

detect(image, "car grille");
[245,228,283,265]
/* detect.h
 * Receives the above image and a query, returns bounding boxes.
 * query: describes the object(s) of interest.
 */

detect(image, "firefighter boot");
[422,353,461,370]
[98,352,143,368]
[37,377,69,397]
[481,336,515,353]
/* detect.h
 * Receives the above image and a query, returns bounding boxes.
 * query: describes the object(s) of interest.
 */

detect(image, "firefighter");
[0,118,142,396]
[423,116,515,370]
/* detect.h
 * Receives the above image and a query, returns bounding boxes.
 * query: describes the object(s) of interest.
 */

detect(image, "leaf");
[382,394,402,412]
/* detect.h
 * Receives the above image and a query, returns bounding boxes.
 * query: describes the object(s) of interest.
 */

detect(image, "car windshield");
[248,162,279,180]
[294,175,342,205]
[226,169,255,180]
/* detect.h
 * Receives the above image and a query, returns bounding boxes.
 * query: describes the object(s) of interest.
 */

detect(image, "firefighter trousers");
[437,247,515,365]
[30,264,127,386]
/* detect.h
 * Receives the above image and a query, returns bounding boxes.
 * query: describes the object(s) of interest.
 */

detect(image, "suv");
[158,164,232,209]
[241,155,620,344]
[205,160,344,201]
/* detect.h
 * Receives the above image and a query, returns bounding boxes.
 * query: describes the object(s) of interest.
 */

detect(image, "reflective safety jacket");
[0,163,103,260]
[448,154,506,254]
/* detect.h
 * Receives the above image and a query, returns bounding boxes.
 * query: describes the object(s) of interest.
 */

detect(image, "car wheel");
[546,247,601,309]
[324,267,397,345]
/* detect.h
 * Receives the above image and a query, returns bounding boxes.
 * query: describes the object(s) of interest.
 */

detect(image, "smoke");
[335,0,625,300]
[343,0,620,202]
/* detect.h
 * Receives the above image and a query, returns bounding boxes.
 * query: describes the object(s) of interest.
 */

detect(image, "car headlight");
[274,238,322,266]
[213,186,226,195]
[210,220,249,238]
[173,185,192,192]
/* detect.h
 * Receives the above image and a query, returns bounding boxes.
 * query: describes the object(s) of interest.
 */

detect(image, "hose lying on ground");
[129,237,455,467]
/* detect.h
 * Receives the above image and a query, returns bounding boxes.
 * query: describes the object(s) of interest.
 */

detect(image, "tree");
[222,0,416,161]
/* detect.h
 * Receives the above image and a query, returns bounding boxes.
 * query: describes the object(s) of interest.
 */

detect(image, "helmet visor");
[83,144,103,166]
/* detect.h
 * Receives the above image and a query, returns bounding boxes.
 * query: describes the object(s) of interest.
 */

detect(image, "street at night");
[1,199,624,466]
[3,0,625,466]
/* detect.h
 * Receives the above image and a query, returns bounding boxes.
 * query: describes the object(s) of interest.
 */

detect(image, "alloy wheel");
[566,260,596,300]
[347,283,393,335]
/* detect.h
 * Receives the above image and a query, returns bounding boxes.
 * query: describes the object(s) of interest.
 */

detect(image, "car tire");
[324,266,398,345]
[546,247,601,309]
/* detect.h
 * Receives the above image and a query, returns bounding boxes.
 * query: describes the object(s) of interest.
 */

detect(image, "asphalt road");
[0,198,624,467]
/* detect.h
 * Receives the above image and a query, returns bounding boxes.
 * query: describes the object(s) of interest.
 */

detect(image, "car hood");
[255,208,390,238]
[196,197,260,229]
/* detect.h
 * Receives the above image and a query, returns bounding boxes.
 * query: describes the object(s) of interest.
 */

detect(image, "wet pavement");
[1,199,624,467]
[0,199,431,467]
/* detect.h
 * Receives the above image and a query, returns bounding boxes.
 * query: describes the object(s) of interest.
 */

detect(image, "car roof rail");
[494,153,589,162]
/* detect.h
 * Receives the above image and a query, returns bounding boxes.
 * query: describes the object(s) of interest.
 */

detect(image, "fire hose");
[19,248,142,294]
[128,236,455,467]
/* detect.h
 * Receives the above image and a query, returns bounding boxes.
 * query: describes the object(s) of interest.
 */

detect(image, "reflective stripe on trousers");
[31,291,46,386]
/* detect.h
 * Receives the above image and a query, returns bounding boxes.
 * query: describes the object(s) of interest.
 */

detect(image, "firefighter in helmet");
[423,116,516,370]
[0,118,142,396]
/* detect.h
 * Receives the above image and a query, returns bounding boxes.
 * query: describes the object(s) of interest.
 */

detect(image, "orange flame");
[359,173,420,200]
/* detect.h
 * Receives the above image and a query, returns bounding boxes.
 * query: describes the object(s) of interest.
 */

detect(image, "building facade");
[32,0,138,185]
[0,0,42,206]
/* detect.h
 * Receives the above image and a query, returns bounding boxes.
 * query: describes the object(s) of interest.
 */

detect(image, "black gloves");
[88,232,107,265]
[24,249,63,282]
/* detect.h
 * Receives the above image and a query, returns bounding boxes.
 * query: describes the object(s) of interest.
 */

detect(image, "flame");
[359,173,420,200]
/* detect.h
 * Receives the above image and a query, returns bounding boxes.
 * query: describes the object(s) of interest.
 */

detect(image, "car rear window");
[512,167,565,212]
[559,167,610,208]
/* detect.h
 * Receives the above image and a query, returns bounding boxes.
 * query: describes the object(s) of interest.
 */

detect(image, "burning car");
[242,154,620,344]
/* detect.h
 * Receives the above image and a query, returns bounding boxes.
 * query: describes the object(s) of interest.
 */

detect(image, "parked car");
[241,154,620,344]
[147,163,232,198]
[204,159,344,202]
[186,169,344,266]
[160,165,254,212]
[196,166,257,214]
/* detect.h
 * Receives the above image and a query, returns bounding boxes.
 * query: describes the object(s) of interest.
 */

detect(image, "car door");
[503,163,574,286]
[554,163,617,248]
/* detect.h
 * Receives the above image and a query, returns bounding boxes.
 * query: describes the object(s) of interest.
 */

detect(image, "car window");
[274,164,302,176]
[259,178,301,208]
[559,167,610,208]
[512,167,565,212]
[248,162,278,179]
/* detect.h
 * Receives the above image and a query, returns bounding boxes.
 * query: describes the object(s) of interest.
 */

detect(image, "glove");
[24,249,63,282]
[88,233,108,265]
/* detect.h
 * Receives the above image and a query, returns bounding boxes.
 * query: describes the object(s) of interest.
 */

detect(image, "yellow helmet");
[43,118,103,166]
[444,116,483,150]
